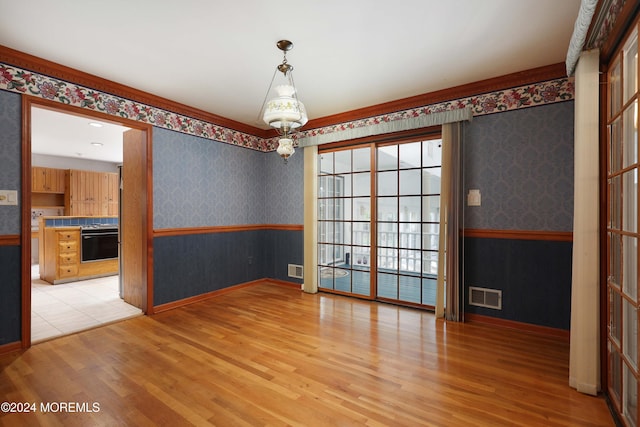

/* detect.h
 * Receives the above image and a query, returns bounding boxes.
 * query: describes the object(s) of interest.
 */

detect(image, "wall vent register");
[288,264,304,279]
[469,286,502,310]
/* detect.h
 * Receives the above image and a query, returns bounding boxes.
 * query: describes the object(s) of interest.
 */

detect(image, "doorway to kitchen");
[23,98,151,345]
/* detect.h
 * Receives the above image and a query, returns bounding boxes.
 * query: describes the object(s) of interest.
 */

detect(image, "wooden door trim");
[20,96,32,348]
[21,95,154,349]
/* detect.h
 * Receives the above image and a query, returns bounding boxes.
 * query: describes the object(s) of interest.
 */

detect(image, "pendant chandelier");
[259,40,307,162]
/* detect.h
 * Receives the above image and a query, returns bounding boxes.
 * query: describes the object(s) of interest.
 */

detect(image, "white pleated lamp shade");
[263,85,307,130]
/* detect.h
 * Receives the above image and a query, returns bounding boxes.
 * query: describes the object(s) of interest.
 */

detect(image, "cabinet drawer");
[58,241,78,253]
[58,254,77,265]
[58,231,78,241]
[58,265,78,278]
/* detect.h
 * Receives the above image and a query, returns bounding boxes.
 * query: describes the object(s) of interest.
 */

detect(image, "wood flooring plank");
[0,283,614,426]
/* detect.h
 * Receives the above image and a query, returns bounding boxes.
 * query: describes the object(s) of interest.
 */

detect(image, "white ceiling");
[1,0,582,162]
[31,107,129,163]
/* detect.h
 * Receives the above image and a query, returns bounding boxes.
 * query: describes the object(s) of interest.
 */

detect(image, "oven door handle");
[83,233,118,239]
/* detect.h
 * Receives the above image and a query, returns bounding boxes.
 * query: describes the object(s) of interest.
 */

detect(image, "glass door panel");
[376,139,442,307]
[399,169,421,194]
[423,168,442,194]
[352,173,370,196]
[611,118,622,173]
[624,299,639,369]
[377,272,398,299]
[624,363,638,425]
[624,169,639,233]
[624,36,639,103]
[353,198,371,221]
[334,150,351,174]
[611,288,622,345]
[623,101,638,168]
[318,147,371,297]
[624,235,638,301]
[377,171,397,196]
[423,140,442,167]
[353,148,370,172]
[611,346,622,405]
[378,197,398,221]
[377,145,398,170]
[399,274,421,303]
[399,142,422,168]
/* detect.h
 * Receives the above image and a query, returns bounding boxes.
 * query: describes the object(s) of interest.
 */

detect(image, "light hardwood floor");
[0,283,614,426]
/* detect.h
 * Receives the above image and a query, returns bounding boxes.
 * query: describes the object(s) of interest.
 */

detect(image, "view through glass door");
[318,137,442,308]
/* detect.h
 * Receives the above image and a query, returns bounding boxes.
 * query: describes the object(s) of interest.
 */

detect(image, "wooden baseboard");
[152,278,302,314]
[0,340,23,355]
[153,224,303,237]
[465,313,570,340]
[264,278,303,289]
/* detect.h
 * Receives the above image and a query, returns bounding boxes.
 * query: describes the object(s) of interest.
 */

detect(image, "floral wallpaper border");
[0,61,573,152]
[295,78,574,143]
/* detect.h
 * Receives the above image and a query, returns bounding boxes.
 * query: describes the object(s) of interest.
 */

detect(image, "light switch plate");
[0,190,18,205]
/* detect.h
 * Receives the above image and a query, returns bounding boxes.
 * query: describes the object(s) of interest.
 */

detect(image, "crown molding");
[1,43,572,150]
[305,63,567,130]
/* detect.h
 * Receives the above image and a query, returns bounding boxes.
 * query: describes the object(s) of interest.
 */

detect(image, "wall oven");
[81,226,119,262]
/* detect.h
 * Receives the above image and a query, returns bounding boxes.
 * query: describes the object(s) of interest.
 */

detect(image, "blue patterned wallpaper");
[153,128,304,229]
[263,147,304,225]
[463,101,574,232]
[0,90,21,235]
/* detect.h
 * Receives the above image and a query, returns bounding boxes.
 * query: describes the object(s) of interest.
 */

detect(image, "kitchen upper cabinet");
[32,167,65,193]
[104,172,119,216]
[65,170,118,216]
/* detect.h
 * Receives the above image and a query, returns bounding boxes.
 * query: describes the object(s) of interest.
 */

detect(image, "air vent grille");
[469,286,502,310]
[288,264,303,279]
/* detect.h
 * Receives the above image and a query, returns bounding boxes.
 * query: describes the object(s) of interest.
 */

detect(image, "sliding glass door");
[317,137,442,308]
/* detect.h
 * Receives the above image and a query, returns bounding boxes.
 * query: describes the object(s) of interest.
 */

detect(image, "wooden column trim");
[21,95,32,349]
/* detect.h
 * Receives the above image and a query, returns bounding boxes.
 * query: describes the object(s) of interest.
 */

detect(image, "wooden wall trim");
[0,340,22,355]
[21,95,32,349]
[465,313,570,340]
[305,63,567,130]
[267,278,304,289]
[153,224,304,237]
[0,44,267,138]
[0,235,20,245]
[153,279,299,313]
[463,228,573,242]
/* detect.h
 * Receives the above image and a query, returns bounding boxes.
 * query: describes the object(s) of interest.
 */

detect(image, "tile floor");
[31,265,142,343]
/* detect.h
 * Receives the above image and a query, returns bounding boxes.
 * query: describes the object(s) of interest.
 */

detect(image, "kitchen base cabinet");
[42,227,80,284]
[40,226,119,285]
